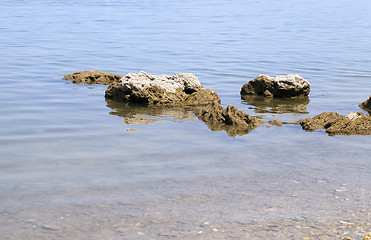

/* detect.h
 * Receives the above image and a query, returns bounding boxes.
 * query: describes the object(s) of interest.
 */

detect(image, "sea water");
[0,0,370,239]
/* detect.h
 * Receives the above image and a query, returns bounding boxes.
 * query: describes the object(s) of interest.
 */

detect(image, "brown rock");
[269,120,283,127]
[196,103,263,137]
[299,112,371,135]
[299,112,340,131]
[241,74,310,98]
[63,70,123,84]
[359,96,371,113]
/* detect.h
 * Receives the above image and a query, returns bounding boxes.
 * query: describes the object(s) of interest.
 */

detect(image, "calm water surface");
[0,0,370,239]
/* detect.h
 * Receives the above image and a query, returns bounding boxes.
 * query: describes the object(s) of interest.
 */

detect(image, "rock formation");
[63,70,123,84]
[299,112,371,135]
[269,120,283,127]
[105,71,220,106]
[359,96,371,113]
[196,103,263,137]
[241,74,310,98]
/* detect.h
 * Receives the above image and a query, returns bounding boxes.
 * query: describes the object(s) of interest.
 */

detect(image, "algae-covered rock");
[299,112,371,135]
[241,74,310,98]
[359,96,371,113]
[63,70,123,84]
[299,112,341,131]
[105,71,220,106]
[269,120,283,127]
[196,103,263,137]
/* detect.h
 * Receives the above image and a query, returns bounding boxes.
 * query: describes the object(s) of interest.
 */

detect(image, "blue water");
[0,0,370,239]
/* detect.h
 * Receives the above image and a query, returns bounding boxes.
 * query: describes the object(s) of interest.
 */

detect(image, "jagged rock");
[299,112,371,135]
[63,70,123,84]
[359,96,371,112]
[300,112,340,131]
[269,120,283,127]
[241,74,310,98]
[196,103,263,137]
[105,71,220,106]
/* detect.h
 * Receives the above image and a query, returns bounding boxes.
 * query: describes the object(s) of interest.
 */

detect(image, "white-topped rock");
[120,71,202,94]
[241,74,310,98]
[105,71,220,106]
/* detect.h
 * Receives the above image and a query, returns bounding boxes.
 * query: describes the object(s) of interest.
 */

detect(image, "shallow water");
[0,0,370,239]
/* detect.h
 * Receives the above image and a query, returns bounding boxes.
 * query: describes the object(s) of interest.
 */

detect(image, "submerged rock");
[299,112,371,135]
[269,120,283,127]
[63,70,123,84]
[240,74,310,98]
[359,96,371,113]
[196,103,263,137]
[105,71,220,106]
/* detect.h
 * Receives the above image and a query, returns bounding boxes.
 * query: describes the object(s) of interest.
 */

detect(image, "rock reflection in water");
[106,99,196,125]
[241,95,310,114]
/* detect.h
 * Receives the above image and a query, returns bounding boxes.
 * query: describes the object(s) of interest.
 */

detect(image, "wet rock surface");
[359,96,371,113]
[105,71,220,106]
[196,103,263,137]
[63,70,123,84]
[300,112,371,135]
[241,74,310,98]
[269,120,283,127]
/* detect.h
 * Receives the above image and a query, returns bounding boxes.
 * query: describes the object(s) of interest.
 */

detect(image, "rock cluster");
[105,71,220,106]
[63,70,371,136]
[196,103,263,137]
[359,96,371,113]
[63,70,123,84]
[299,112,371,135]
[241,74,310,98]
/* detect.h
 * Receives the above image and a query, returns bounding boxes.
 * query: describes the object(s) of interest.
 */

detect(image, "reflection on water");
[199,119,257,137]
[107,99,259,137]
[106,99,196,125]
[241,95,310,114]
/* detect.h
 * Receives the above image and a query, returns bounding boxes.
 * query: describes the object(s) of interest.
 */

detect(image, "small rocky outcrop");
[241,74,310,98]
[299,112,371,135]
[63,70,123,84]
[359,96,371,113]
[269,120,283,127]
[196,103,263,137]
[105,71,220,106]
